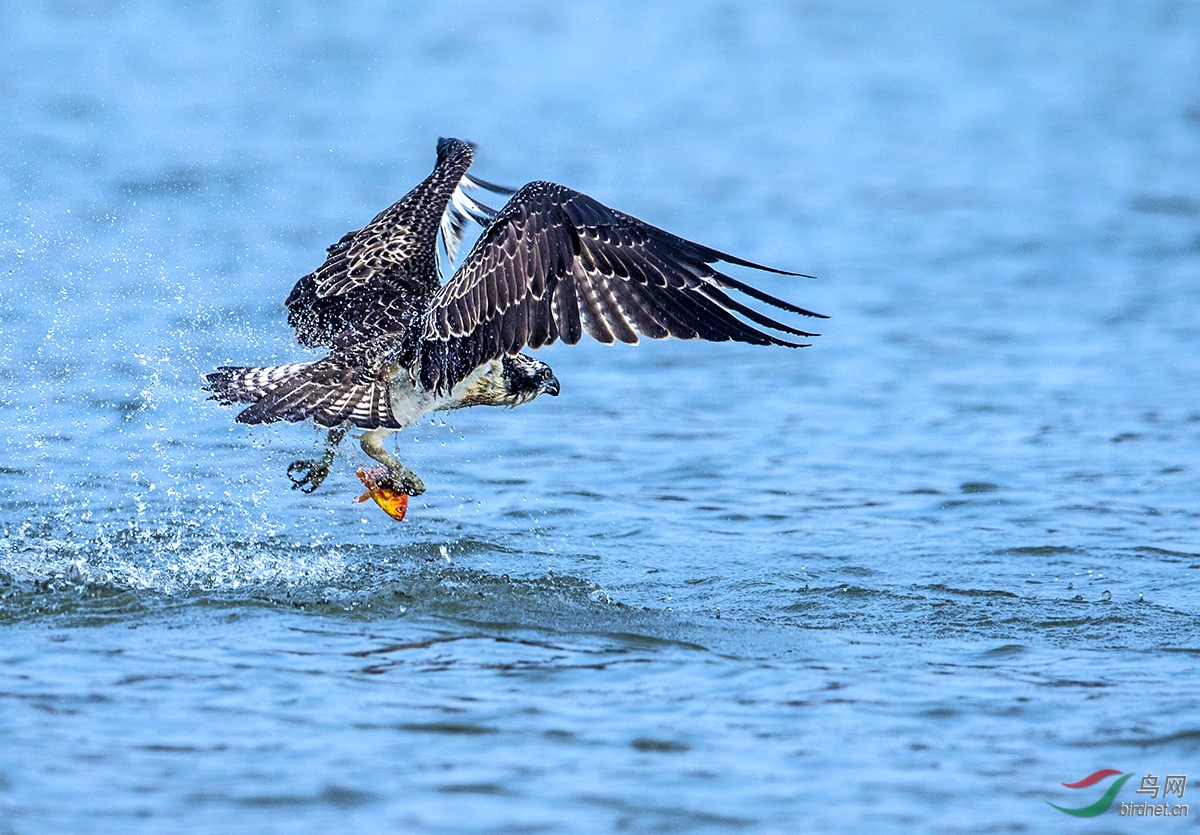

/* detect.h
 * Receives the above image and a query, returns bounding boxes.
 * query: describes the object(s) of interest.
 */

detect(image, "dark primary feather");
[416,181,825,394]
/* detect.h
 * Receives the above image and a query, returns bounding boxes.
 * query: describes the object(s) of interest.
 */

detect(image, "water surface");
[2,1,1200,832]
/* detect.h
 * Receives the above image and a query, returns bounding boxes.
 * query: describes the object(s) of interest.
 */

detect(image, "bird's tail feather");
[205,362,315,405]
[204,360,401,429]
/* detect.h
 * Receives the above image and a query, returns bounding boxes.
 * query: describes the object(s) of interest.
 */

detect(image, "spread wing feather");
[417,181,825,393]
[284,139,512,349]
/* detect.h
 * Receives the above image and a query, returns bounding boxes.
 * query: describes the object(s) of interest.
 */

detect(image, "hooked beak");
[544,375,561,397]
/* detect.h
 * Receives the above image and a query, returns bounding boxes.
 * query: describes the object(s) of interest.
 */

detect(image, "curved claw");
[287,459,330,494]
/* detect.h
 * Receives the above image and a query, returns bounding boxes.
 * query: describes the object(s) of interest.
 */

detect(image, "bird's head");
[501,354,560,405]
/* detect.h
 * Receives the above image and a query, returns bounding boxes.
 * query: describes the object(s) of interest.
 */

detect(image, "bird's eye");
[542,369,551,379]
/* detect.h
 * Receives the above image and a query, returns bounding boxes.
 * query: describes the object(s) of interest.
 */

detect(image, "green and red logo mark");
[1048,769,1134,817]
[1048,768,1188,818]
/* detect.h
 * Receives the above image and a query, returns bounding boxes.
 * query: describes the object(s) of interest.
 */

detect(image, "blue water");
[3,1,1200,832]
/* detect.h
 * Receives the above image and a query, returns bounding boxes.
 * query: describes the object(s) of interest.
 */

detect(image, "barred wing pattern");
[207,337,404,429]
[417,182,825,394]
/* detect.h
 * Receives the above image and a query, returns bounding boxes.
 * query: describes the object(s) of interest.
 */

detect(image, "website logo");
[1047,769,1189,818]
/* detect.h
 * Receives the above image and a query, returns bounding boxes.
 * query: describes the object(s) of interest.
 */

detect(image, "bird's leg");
[360,428,426,496]
[287,424,348,494]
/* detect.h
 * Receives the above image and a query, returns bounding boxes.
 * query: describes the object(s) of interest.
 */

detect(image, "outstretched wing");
[416,181,825,393]
[284,138,511,349]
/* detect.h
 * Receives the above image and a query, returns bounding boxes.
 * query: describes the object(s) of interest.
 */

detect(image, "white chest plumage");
[386,360,505,428]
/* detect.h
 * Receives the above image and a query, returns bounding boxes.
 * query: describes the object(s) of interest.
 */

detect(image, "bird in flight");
[206,138,824,520]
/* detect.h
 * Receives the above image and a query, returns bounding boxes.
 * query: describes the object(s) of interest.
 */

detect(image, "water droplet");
[1100,589,1112,602]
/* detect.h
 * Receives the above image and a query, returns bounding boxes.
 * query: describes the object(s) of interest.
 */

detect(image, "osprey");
[206,138,824,517]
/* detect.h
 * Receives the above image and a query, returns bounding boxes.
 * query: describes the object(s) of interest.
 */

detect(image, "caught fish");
[355,467,410,521]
